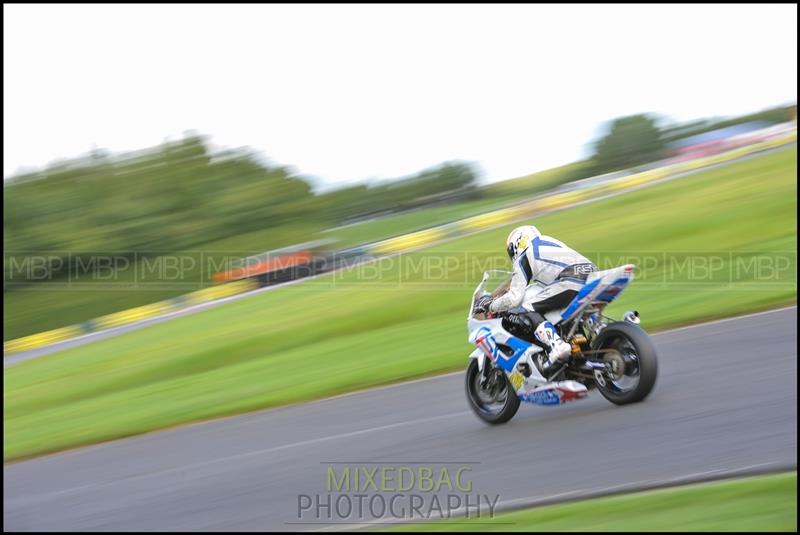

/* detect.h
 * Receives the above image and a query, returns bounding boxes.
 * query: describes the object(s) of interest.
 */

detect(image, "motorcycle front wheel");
[465,358,520,424]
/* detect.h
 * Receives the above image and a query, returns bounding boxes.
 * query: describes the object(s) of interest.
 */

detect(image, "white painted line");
[492,462,783,512]
[647,304,797,335]
[8,303,795,465]
[261,304,799,406]
[5,410,472,505]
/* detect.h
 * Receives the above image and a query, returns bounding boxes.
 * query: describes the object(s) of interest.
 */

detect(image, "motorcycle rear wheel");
[591,321,658,405]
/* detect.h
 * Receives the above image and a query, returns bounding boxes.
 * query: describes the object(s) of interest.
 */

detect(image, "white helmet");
[505,225,541,260]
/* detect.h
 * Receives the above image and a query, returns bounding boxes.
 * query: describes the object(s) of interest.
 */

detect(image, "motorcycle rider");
[474,225,598,377]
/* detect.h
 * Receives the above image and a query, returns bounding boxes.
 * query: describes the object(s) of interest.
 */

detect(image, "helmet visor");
[506,242,516,260]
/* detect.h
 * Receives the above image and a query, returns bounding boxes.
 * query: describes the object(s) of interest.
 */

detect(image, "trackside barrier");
[4,131,795,356]
[363,129,796,257]
[3,279,259,355]
[370,227,447,255]
[458,206,528,233]
[3,325,85,355]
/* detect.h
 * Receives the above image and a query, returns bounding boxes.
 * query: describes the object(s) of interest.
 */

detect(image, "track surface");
[4,307,797,531]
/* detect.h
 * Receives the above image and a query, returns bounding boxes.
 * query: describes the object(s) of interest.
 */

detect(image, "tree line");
[4,136,479,281]
[5,102,793,284]
[588,103,795,175]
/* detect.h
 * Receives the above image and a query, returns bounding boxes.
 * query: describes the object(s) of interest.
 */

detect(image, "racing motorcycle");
[466,264,658,424]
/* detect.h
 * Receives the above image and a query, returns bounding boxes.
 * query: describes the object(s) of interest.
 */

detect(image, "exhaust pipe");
[622,310,640,324]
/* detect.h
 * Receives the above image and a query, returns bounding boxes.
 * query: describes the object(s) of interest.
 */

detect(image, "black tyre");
[590,321,658,405]
[465,358,520,424]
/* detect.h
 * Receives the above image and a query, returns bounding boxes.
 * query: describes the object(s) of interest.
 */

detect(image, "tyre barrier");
[4,279,258,355]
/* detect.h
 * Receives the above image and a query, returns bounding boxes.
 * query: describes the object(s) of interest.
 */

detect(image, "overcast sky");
[3,4,797,188]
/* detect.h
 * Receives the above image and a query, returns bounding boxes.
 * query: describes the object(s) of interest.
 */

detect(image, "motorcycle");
[465,264,658,424]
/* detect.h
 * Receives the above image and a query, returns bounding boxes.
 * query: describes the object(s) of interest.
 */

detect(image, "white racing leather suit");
[489,234,597,367]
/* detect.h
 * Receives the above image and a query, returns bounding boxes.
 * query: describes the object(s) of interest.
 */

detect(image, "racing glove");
[473,295,495,316]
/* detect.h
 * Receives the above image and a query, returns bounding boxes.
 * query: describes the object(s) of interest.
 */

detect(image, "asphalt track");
[3,306,797,531]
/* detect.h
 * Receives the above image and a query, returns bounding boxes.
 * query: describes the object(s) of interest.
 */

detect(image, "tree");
[590,114,665,174]
[660,103,796,144]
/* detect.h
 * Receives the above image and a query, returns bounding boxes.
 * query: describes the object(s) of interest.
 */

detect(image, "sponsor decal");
[557,387,588,402]
[521,388,561,405]
[517,234,529,252]
[508,371,525,392]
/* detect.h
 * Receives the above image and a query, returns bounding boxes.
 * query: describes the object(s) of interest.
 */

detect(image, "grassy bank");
[4,148,796,461]
[388,472,797,532]
[3,163,584,341]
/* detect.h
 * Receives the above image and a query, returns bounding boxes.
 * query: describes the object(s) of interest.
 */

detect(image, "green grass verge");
[481,160,590,198]
[326,161,592,248]
[3,163,582,341]
[321,196,515,248]
[3,148,796,461]
[386,472,798,532]
[3,222,321,341]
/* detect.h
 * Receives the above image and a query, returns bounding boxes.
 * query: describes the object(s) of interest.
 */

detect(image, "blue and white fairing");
[467,321,587,405]
[466,271,589,404]
[558,264,636,324]
[467,271,547,384]
[466,265,637,406]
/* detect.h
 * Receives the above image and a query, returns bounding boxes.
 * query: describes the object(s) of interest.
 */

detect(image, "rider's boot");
[534,321,572,378]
